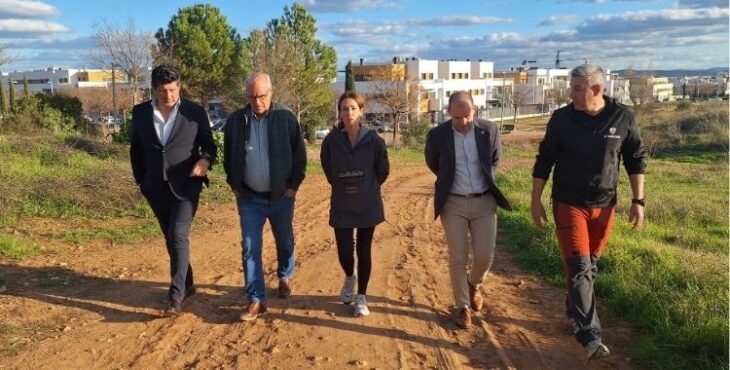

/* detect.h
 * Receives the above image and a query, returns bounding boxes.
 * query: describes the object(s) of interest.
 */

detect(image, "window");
[451,73,456,79]
[59,78,68,83]
[464,73,469,79]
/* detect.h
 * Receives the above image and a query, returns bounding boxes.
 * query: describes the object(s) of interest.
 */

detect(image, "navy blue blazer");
[424,119,512,219]
[130,98,216,201]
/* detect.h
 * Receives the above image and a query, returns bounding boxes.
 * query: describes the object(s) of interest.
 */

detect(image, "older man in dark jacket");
[223,72,307,321]
[425,91,511,329]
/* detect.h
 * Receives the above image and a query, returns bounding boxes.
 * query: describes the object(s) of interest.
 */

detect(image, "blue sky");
[0,0,727,72]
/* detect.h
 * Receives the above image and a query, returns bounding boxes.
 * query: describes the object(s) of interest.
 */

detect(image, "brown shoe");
[469,282,484,312]
[453,307,472,329]
[163,298,183,317]
[278,278,291,298]
[240,302,267,322]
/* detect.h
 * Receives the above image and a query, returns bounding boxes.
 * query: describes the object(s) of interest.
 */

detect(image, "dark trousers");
[146,185,199,301]
[553,202,615,346]
[334,227,375,295]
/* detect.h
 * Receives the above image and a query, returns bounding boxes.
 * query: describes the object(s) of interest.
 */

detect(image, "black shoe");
[183,287,196,302]
[164,298,183,316]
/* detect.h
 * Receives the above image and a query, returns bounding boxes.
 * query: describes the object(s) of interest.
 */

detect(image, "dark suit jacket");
[130,98,217,201]
[424,119,512,219]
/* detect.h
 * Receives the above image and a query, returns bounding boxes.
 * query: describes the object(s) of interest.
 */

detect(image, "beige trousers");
[440,193,497,309]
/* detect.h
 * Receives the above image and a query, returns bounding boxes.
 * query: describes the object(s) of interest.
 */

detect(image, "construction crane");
[555,50,587,69]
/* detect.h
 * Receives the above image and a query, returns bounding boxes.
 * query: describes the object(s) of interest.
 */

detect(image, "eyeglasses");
[247,90,271,102]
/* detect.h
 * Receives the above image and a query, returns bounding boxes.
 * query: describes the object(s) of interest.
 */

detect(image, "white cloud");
[0,0,59,18]
[678,0,728,8]
[411,15,513,26]
[538,15,580,26]
[324,15,513,41]
[570,7,729,36]
[6,36,93,50]
[0,19,70,37]
[299,0,397,13]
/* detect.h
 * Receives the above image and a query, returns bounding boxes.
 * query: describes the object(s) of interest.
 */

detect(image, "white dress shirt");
[152,99,180,146]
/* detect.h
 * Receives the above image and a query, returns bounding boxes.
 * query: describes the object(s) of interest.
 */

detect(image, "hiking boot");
[585,339,610,360]
[353,294,370,317]
[468,282,483,312]
[453,307,472,329]
[340,274,357,305]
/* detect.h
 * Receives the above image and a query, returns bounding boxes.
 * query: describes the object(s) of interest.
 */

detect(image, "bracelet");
[631,198,645,206]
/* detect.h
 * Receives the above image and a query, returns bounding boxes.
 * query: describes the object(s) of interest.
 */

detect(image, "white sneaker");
[585,339,610,360]
[353,294,370,317]
[340,274,357,304]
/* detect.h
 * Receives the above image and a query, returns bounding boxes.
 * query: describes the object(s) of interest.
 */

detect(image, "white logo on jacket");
[605,127,620,139]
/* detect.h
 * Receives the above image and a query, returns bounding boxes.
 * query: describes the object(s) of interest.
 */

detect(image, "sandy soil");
[0,166,640,370]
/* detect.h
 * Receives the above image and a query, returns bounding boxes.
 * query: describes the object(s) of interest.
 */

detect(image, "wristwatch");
[631,198,645,206]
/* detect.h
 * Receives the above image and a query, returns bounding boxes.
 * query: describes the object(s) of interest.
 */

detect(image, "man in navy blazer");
[425,91,511,329]
[130,65,216,316]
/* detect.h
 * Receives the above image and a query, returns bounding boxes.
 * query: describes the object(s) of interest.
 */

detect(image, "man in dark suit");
[130,65,216,316]
[424,91,511,329]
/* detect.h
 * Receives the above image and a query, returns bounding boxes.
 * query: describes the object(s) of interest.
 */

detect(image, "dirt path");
[1,168,638,369]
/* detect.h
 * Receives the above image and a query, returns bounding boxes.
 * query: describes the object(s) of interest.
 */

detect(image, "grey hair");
[245,72,271,89]
[570,63,605,87]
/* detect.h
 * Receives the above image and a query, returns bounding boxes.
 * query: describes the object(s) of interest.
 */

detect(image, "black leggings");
[334,227,375,295]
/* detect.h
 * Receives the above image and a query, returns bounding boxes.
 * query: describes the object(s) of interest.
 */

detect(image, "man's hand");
[629,203,644,230]
[531,200,548,228]
[189,158,211,177]
[284,189,297,198]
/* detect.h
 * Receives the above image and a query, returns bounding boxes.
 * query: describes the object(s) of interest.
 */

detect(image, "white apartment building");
[0,67,149,95]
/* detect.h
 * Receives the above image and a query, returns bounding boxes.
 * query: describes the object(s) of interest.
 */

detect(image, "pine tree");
[23,74,29,98]
[8,79,15,112]
[0,80,6,116]
[345,60,355,92]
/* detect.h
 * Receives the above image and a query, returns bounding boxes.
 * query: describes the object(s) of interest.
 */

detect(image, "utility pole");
[499,72,505,130]
[111,63,117,120]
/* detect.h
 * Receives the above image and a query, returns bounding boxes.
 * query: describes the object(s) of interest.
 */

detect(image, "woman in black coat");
[320,91,389,317]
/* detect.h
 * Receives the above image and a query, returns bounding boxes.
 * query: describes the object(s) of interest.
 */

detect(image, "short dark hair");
[151,65,180,89]
[448,90,474,108]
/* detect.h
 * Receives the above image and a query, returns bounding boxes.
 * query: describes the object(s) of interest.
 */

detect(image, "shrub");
[401,120,430,150]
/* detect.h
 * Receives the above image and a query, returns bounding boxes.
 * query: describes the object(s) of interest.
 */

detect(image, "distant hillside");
[615,67,728,78]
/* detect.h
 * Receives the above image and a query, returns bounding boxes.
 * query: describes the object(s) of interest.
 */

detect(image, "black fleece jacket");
[223,102,306,200]
[532,96,647,207]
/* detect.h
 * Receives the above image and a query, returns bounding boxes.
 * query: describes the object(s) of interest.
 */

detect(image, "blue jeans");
[236,194,296,302]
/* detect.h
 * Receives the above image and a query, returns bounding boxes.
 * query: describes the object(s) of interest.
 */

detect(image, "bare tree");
[0,42,16,70]
[623,69,654,115]
[545,86,570,112]
[62,87,134,117]
[90,19,154,106]
[508,84,533,123]
[365,68,419,147]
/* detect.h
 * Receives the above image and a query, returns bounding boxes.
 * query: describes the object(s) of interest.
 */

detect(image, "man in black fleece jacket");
[223,72,307,322]
[531,63,647,360]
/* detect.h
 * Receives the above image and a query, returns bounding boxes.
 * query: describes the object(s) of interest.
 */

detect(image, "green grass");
[497,138,729,370]
[0,134,148,228]
[0,235,39,260]
[46,220,159,245]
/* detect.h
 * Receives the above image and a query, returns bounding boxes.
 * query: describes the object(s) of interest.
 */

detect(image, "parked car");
[210,118,226,132]
[315,127,330,139]
[366,120,393,133]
